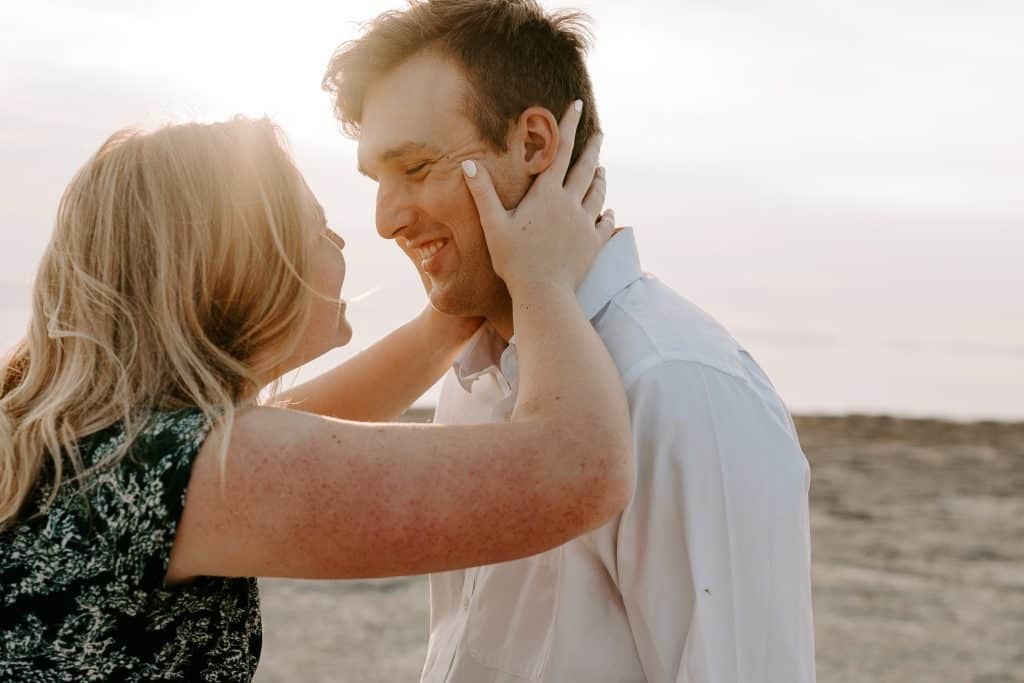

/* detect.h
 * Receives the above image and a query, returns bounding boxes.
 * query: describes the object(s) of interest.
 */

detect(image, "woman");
[0,102,632,681]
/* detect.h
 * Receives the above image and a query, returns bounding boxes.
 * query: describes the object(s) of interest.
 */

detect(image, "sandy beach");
[253,412,1024,683]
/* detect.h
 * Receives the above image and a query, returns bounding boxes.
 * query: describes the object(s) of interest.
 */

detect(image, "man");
[323,1,816,681]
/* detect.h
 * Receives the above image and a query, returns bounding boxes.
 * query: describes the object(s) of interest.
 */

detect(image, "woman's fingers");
[565,132,603,201]
[462,159,521,280]
[542,99,584,189]
[581,166,607,220]
[596,209,616,243]
[461,160,506,231]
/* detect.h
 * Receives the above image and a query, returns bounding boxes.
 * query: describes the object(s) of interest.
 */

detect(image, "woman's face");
[307,222,353,353]
[276,197,353,379]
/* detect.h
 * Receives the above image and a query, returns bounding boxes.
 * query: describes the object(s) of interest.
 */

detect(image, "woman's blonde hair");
[0,117,325,530]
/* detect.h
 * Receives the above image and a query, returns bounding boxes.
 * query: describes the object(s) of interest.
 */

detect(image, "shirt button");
[462,597,471,611]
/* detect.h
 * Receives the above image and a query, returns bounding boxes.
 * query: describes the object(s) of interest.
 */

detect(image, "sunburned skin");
[176,406,611,580]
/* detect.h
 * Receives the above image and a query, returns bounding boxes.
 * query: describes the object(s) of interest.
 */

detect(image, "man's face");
[357,50,528,318]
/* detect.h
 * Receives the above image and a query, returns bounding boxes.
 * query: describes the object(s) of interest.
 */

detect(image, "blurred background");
[2,2,1022,682]
[2,0,1021,420]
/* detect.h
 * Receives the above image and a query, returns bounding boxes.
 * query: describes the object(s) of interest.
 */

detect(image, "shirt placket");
[443,359,517,682]
[440,568,481,682]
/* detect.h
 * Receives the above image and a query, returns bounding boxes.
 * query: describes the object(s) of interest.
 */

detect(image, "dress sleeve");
[614,361,816,683]
[97,408,213,591]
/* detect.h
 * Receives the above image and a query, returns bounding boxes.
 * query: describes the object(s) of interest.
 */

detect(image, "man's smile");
[419,239,453,276]
[415,238,447,261]
[399,234,455,276]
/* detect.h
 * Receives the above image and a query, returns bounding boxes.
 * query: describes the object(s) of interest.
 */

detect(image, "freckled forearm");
[274,311,470,422]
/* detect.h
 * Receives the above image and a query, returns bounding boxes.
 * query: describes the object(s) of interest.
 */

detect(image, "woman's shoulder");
[79,408,215,529]
[1,405,260,680]
[80,406,212,470]
[69,407,218,584]
[132,407,213,463]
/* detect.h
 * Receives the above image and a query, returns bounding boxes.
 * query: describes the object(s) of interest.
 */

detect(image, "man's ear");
[514,106,560,176]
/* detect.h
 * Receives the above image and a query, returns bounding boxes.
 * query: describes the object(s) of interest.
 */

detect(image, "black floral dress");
[0,408,262,682]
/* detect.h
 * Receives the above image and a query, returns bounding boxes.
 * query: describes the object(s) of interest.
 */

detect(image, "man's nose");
[376,185,416,240]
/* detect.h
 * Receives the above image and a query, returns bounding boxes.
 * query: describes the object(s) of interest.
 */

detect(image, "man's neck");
[486,303,515,343]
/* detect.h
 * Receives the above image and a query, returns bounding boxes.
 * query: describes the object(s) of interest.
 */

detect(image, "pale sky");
[1,0,1022,418]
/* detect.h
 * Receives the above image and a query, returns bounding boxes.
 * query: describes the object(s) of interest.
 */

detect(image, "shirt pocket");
[463,548,562,681]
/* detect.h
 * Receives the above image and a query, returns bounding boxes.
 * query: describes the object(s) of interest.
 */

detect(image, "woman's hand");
[461,101,614,295]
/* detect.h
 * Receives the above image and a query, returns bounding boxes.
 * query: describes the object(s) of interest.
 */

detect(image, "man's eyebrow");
[381,141,442,162]
[359,141,443,178]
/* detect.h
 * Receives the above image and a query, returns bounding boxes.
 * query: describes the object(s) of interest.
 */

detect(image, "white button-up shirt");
[421,229,816,683]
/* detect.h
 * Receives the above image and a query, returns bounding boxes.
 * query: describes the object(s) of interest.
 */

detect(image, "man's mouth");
[414,238,451,276]
[415,238,448,260]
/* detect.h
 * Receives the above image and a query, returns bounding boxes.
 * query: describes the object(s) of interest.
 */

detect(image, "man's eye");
[405,162,429,176]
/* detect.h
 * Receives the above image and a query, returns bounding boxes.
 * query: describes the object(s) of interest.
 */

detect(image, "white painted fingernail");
[461,160,477,178]
[573,99,583,112]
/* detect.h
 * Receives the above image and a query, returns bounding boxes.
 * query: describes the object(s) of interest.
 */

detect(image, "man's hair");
[323,0,600,163]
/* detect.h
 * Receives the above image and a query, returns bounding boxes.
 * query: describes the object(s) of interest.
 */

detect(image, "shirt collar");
[451,227,643,391]
[452,322,511,391]
[575,227,643,320]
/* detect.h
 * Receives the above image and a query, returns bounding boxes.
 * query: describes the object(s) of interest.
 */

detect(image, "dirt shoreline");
[254,413,1024,683]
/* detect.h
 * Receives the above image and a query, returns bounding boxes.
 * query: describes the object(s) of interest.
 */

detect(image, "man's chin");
[429,289,482,318]
[429,299,465,317]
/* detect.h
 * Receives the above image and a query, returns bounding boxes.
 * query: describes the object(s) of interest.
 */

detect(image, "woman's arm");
[167,283,631,581]
[275,308,479,422]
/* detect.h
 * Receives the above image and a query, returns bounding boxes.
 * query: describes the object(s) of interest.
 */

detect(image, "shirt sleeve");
[614,360,816,683]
